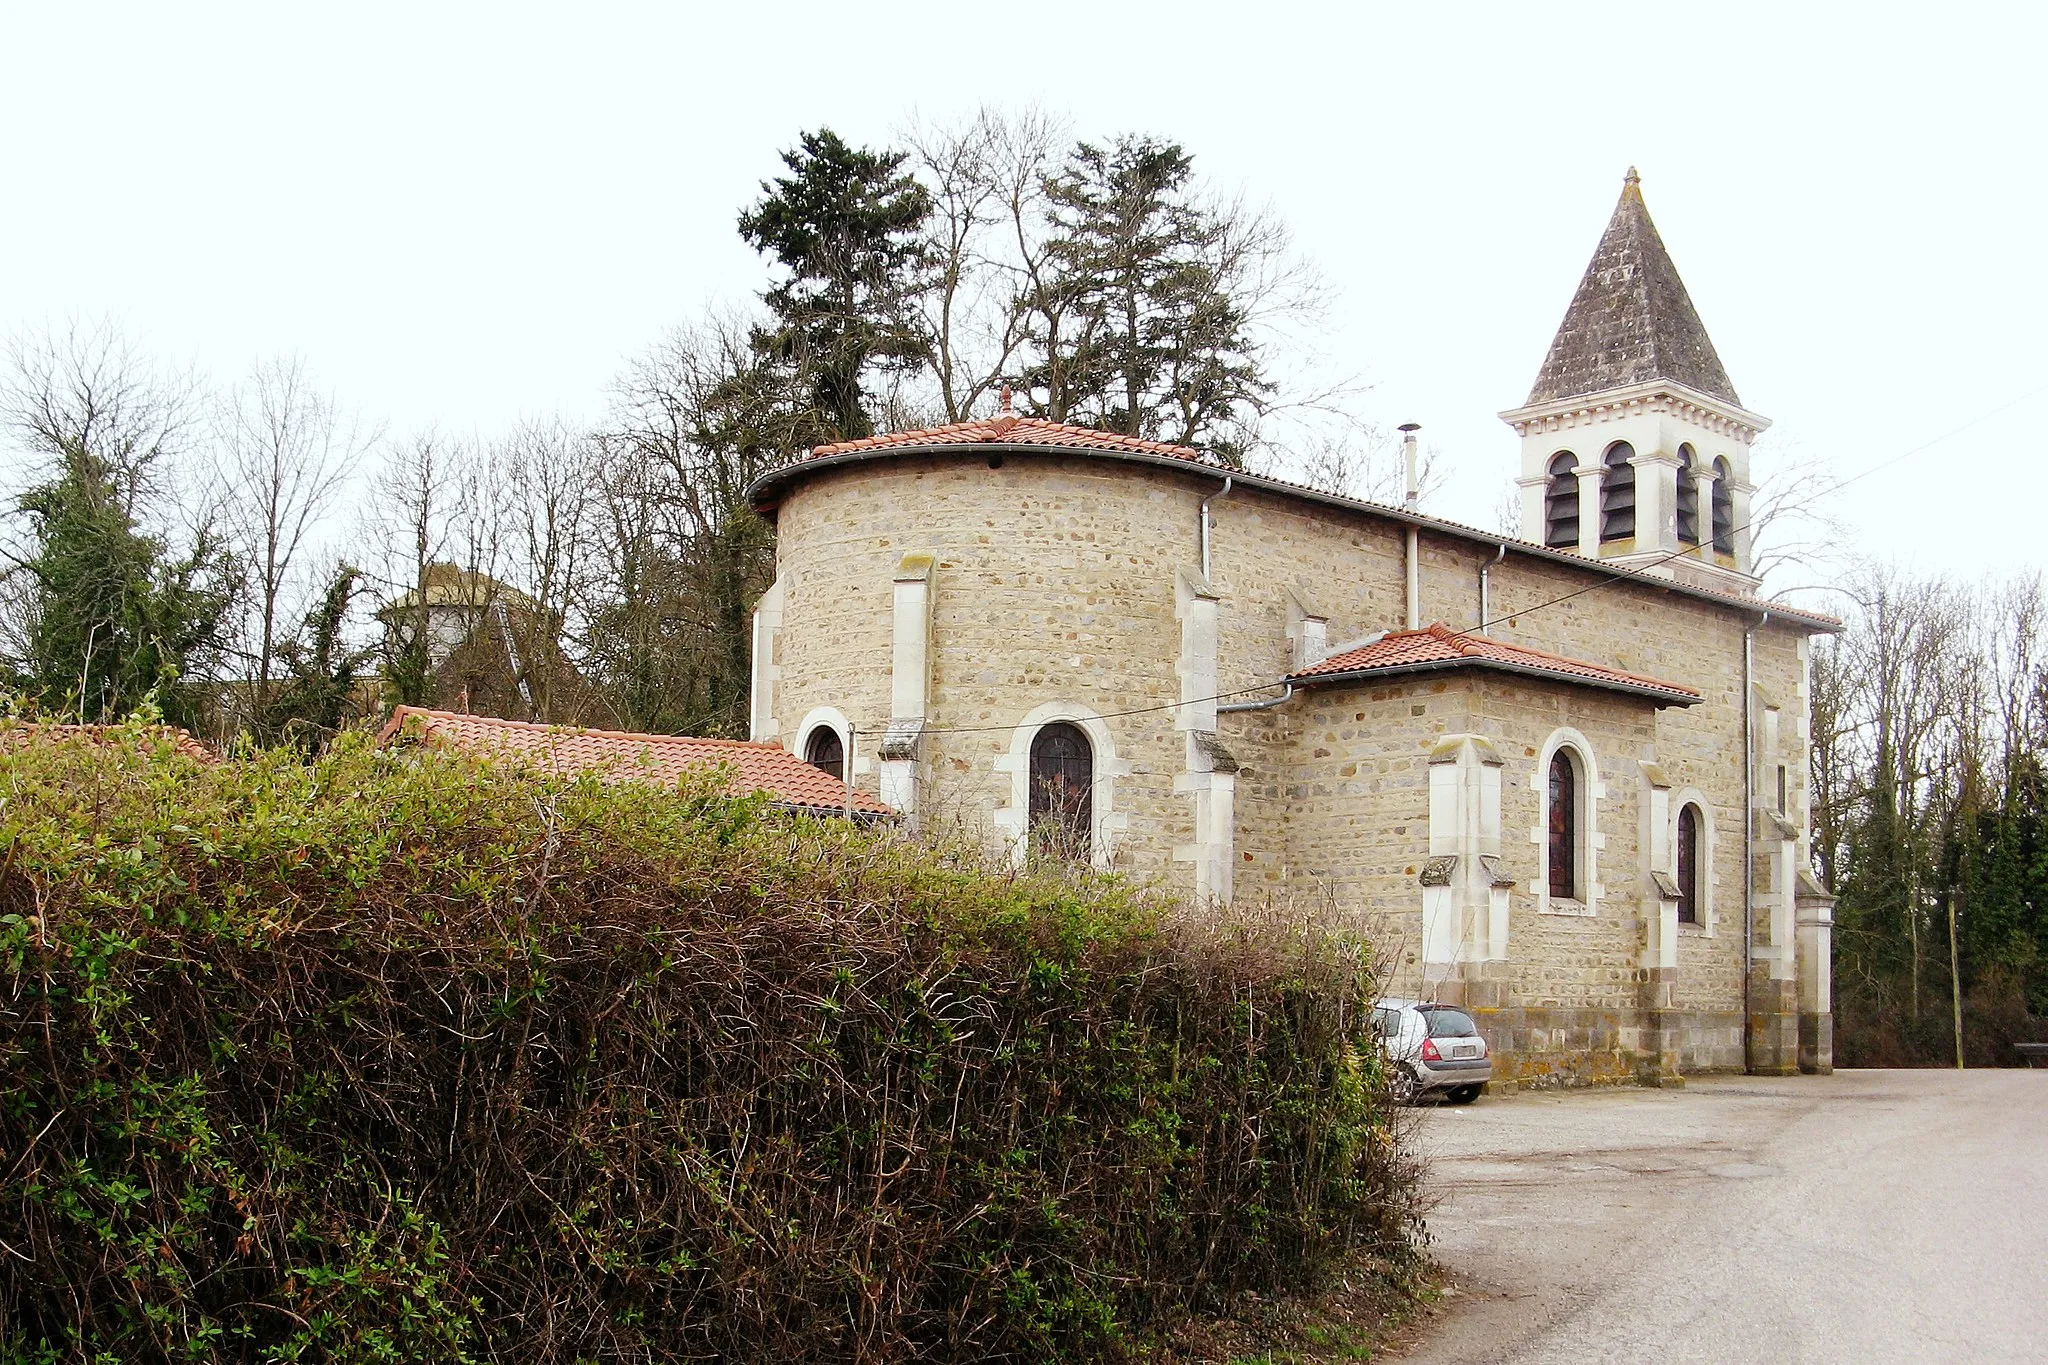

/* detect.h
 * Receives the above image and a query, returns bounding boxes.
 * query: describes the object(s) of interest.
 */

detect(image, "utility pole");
[1949,889,1965,1069]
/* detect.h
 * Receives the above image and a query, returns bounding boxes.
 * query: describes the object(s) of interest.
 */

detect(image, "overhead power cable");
[874,387,2037,738]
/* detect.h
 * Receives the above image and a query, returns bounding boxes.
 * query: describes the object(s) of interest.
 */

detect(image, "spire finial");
[999,383,1013,413]
[1625,165,1640,186]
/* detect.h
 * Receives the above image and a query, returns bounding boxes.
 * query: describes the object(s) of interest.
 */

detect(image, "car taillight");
[1420,1038,1441,1062]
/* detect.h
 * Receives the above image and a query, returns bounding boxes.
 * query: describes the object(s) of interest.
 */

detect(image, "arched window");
[1600,442,1636,543]
[1546,749,1578,900]
[803,725,845,782]
[1676,802,1702,924]
[1711,457,1735,554]
[1675,444,1700,546]
[1028,721,1094,859]
[1544,452,1579,548]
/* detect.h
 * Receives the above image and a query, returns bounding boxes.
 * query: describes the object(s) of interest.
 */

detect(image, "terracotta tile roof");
[809,411,1209,462]
[375,707,892,815]
[1289,622,1701,706]
[752,427,1839,634]
[0,722,217,763]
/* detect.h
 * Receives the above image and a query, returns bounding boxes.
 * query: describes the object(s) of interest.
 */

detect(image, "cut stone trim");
[993,701,1132,871]
[1531,727,1604,916]
[748,577,785,742]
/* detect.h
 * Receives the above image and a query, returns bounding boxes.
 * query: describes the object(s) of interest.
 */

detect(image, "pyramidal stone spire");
[1525,168,1740,409]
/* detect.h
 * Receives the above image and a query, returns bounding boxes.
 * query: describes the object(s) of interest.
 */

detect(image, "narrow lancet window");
[1547,749,1578,900]
[1677,803,1701,924]
[1028,722,1094,859]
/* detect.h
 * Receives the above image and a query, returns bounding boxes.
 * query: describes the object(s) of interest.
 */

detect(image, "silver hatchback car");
[1373,999,1493,1104]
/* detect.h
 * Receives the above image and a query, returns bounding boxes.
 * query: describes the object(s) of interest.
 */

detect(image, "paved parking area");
[1392,1070,2048,1364]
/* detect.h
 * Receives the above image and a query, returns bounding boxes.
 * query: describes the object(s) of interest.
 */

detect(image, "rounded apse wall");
[768,451,1213,874]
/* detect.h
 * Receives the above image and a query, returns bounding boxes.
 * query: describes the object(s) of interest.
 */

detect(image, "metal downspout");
[1479,543,1506,635]
[1743,609,1770,1073]
[1217,682,1294,714]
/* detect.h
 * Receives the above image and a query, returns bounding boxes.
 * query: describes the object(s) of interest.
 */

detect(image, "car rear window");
[1422,1007,1478,1038]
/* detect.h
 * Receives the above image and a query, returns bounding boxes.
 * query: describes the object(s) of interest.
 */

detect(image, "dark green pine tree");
[11,447,234,731]
[1970,752,2048,1012]
[738,128,933,442]
[1833,738,1921,1049]
[1022,136,1270,462]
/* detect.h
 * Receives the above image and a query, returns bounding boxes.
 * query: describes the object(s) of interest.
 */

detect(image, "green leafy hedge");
[0,724,1418,1363]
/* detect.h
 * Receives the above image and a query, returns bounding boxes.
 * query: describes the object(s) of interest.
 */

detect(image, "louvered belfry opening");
[1028,722,1094,859]
[1546,749,1578,899]
[1711,457,1735,554]
[1675,444,1701,545]
[1544,452,1580,548]
[803,726,844,782]
[1677,803,1701,924]
[1599,442,1636,543]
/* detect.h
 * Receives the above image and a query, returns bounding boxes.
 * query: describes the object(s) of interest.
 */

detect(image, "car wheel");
[1389,1064,1421,1106]
[1448,1085,1482,1105]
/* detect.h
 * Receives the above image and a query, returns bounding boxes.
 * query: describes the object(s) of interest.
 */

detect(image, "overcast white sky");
[4,3,2043,600]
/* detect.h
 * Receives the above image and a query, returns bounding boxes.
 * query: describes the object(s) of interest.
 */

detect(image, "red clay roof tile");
[1,722,217,763]
[1289,622,1700,706]
[375,708,893,815]
[809,414,1210,462]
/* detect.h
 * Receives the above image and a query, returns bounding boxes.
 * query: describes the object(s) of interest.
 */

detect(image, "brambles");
[0,725,1420,1362]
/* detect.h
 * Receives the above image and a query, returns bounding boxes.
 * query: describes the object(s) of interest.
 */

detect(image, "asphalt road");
[1392,1070,2048,1364]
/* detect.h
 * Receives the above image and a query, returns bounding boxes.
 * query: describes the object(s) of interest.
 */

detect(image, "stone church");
[745,170,1837,1087]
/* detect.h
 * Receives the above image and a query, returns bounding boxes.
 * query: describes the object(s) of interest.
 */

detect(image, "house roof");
[375,707,893,816]
[0,722,217,763]
[1288,622,1702,707]
[1525,168,1741,409]
[810,409,1209,462]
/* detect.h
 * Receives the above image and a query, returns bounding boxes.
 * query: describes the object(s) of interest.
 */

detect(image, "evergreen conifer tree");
[1021,136,1271,461]
[738,129,933,441]
[11,447,232,730]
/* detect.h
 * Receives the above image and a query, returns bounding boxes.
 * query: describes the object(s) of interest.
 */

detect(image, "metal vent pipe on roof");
[1400,424,1422,629]
[1401,424,1421,511]
[1200,475,1233,582]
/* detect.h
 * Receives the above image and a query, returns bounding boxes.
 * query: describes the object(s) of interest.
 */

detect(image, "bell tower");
[1500,168,1768,592]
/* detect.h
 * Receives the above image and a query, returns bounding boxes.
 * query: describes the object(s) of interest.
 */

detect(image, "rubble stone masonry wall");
[766,453,1820,1080]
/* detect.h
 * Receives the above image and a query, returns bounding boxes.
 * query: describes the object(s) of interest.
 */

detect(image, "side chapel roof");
[375,707,893,816]
[1525,168,1741,409]
[1289,622,1701,708]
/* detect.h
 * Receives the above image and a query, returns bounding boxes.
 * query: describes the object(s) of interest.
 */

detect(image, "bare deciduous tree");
[1278,426,1445,508]
[903,108,1061,422]
[496,417,598,720]
[2,319,196,518]
[215,355,376,734]
[1746,440,1848,586]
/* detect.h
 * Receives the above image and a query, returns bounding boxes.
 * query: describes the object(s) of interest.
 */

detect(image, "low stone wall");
[1472,1003,1772,1090]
